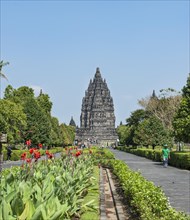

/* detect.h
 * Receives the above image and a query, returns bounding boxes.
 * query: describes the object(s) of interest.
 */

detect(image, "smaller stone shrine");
[76,68,118,146]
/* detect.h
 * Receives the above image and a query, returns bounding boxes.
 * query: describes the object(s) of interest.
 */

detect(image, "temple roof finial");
[95,67,101,78]
[96,67,100,73]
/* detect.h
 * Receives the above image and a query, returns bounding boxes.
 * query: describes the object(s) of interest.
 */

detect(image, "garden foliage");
[0,148,98,220]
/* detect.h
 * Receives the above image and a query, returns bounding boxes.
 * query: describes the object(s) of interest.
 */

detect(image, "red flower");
[38,143,43,148]
[26,139,31,146]
[46,150,50,155]
[26,158,32,163]
[47,153,53,159]
[21,152,27,160]
[75,151,81,157]
[29,148,34,154]
[34,151,41,159]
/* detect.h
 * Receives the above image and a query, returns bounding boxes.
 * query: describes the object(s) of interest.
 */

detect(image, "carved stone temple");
[76,68,118,146]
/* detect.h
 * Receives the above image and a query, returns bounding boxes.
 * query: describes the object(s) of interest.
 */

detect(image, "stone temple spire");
[76,68,118,146]
[152,90,156,98]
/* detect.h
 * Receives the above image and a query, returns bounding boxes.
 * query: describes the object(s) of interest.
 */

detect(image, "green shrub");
[116,147,190,170]
[107,159,189,220]
[170,152,190,170]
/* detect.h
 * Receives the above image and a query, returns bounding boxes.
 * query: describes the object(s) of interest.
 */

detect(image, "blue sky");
[1,0,189,126]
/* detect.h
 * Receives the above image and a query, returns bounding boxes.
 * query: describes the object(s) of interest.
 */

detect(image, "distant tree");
[116,109,147,146]
[67,125,76,143]
[173,74,190,142]
[0,99,27,143]
[5,86,35,105]
[133,116,172,149]
[23,97,51,145]
[60,123,75,146]
[116,125,131,145]
[126,109,147,126]
[4,85,15,99]
[49,117,62,147]
[37,93,52,114]
[138,88,181,131]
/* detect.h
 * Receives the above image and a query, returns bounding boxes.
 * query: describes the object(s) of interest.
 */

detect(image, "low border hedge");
[116,147,190,170]
[106,159,190,220]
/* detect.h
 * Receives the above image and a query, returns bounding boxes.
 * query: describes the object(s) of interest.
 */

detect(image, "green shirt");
[162,148,170,159]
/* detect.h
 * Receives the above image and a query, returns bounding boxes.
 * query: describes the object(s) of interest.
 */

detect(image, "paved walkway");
[100,167,128,220]
[110,149,190,215]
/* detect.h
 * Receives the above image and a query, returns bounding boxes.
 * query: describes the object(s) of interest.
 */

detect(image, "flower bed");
[0,148,99,220]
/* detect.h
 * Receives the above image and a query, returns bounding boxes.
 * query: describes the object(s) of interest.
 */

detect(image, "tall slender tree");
[0,60,9,99]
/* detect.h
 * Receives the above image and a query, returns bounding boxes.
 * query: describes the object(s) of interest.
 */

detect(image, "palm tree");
[0,60,9,99]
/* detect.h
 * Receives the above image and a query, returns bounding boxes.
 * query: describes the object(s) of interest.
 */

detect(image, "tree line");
[117,74,190,149]
[0,85,75,148]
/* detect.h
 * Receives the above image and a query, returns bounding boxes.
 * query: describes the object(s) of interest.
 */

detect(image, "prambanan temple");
[76,68,118,146]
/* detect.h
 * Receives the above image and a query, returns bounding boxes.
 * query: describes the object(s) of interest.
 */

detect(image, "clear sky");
[1,0,189,126]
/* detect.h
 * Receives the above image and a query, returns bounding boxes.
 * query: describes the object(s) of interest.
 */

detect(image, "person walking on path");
[6,145,12,161]
[162,144,170,168]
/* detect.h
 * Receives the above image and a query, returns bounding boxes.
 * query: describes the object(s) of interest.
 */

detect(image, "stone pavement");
[100,167,127,220]
[110,148,190,215]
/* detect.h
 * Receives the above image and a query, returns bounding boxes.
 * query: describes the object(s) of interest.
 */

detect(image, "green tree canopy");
[0,99,27,144]
[23,97,51,145]
[173,74,190,142]
[138,88,181,131]
[37,93,52,114]
[116,125,131,145]
[133,116,172,148]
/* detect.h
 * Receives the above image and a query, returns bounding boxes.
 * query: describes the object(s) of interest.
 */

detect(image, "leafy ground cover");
[0,147,99,220]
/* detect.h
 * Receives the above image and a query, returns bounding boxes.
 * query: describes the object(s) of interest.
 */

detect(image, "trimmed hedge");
[106,159,190,220]
[170,152,190,170]
[93,149,190,219]
[116,146,190,170]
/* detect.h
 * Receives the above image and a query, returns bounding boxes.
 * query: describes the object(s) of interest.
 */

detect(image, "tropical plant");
[0,149,97,219]
[0,60,9,98]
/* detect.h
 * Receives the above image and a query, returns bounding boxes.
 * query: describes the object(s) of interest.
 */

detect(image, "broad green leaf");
[49,210,63,220]
[11,196,24,216]
[2,199,10,220]
[19,199,35,220]
[30,208,42,220]
[5,190,17,203]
